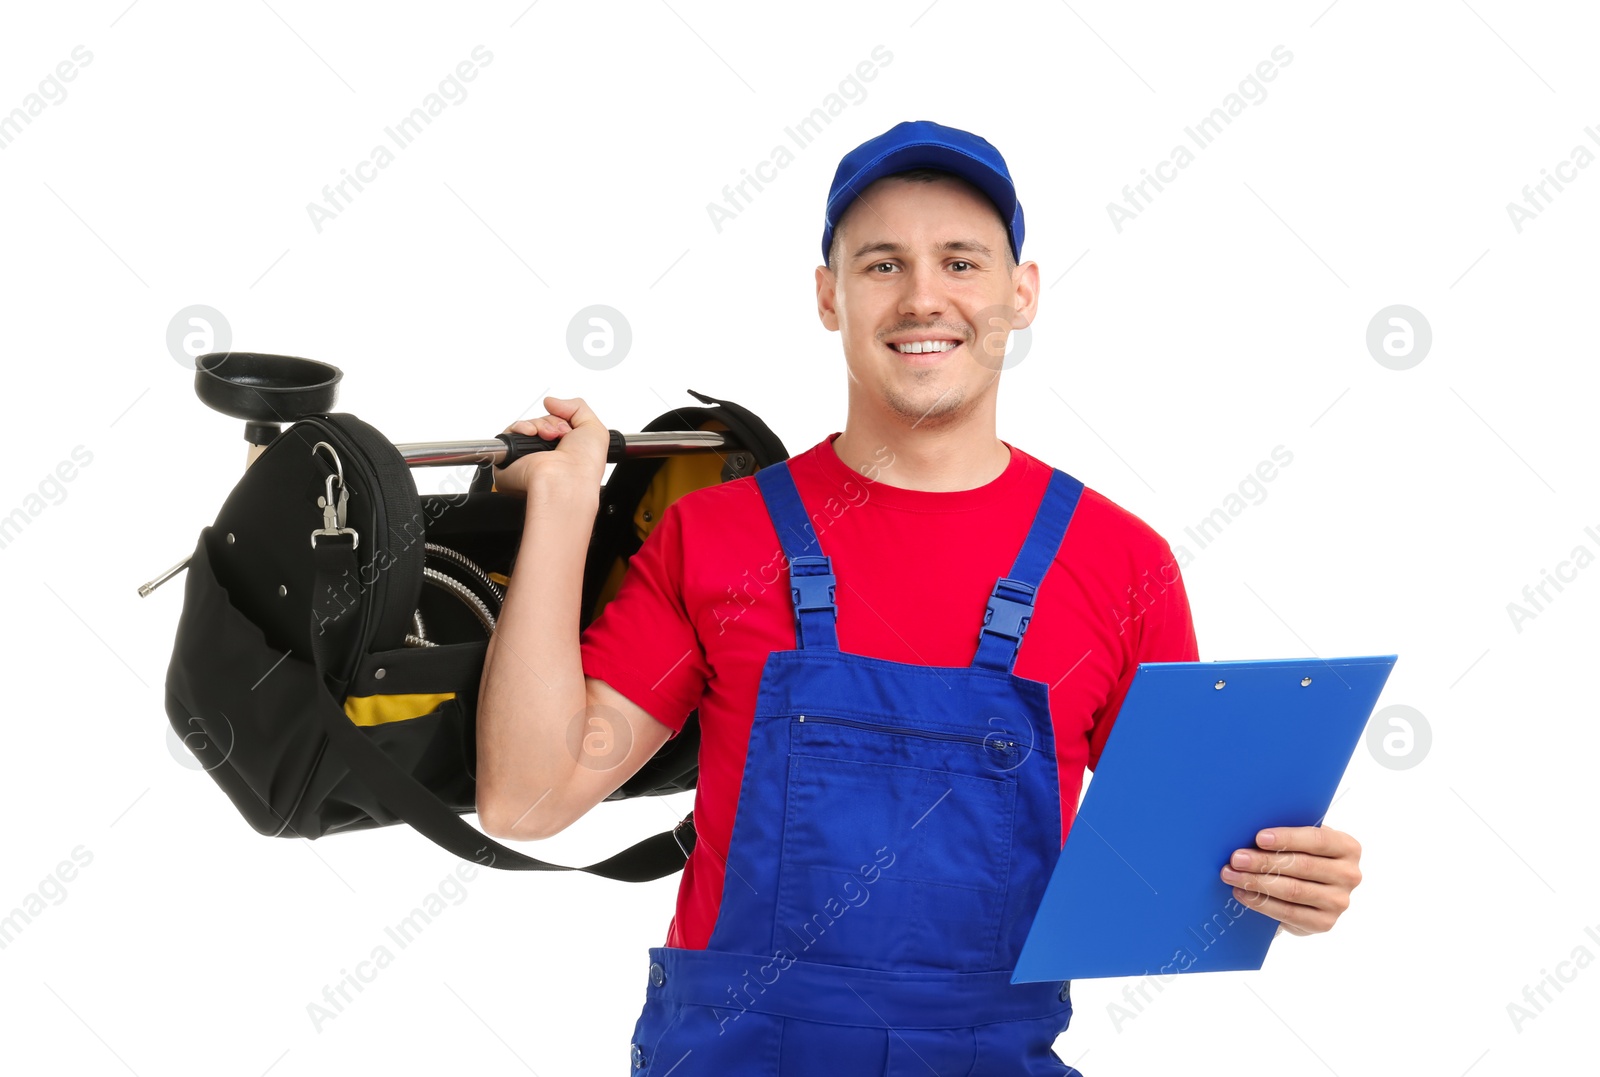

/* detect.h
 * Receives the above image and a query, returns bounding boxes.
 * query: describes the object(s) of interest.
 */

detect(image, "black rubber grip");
[494,429,627,468]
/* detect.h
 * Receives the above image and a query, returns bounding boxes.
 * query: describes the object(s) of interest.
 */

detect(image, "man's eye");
[871,262,899,273]
[950,261,973,272]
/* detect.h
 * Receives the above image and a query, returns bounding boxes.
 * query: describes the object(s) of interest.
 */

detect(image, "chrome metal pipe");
[393,429,736,468]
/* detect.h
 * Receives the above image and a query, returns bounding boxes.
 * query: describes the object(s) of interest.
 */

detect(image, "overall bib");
[627,459,1087,1076]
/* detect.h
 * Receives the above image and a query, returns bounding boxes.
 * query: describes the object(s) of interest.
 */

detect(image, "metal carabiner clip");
[310,441,359,549]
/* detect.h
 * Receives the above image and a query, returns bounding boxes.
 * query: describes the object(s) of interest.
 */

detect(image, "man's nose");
[897,261,949,320]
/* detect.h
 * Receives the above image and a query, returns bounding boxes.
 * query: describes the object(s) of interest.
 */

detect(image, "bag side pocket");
[164,526,333,838]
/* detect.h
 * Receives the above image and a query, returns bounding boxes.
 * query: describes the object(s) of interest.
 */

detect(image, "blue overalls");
[628,459,1087,1076]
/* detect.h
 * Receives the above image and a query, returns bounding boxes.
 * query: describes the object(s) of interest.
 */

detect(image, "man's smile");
[884,335,964,363]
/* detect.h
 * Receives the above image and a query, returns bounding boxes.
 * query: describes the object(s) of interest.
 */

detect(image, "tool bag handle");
[308,533,694,879]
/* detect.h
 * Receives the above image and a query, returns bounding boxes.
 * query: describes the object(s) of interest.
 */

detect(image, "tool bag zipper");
[299,413,423,684]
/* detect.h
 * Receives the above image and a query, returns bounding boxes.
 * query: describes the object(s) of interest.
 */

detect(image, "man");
[477,120,1363,1074]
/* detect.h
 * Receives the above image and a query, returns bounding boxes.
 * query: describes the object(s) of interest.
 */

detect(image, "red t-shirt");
[579,432,1200,950]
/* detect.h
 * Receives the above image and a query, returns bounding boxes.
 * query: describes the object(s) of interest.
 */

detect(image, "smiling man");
[478,120,1364,1075]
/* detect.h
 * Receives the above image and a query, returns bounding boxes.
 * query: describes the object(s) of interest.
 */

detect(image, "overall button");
[1058,981,1072,1002]
[649,961,666,987]
[631,1042,646,1068]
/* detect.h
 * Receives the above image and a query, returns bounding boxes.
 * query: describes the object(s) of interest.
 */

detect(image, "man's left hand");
[1219,825,1362,936]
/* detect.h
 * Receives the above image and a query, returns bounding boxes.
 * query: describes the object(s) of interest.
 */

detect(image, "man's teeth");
[891,340,960,354]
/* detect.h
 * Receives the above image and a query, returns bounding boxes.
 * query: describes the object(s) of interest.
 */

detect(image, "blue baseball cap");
[821,120,1024,266]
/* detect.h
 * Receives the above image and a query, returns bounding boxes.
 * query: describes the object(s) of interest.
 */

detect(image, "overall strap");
[754,461,839,651]
[972,469,1085,673]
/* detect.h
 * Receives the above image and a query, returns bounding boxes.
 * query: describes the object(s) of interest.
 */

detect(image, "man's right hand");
[494,395,609,500]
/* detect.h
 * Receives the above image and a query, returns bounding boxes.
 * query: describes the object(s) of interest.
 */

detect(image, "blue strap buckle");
[789,554,837,613]
[981,577,1037,642]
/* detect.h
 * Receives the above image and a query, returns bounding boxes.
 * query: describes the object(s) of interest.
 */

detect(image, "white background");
[1,1,1596,1074]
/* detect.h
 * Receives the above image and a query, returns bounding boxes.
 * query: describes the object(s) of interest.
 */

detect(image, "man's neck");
[831,422,1012,493]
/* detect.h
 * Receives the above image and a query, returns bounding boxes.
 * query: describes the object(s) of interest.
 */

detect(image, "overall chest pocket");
[774,714,1020,973]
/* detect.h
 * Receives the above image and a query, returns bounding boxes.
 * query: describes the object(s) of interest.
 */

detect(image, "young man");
[477,121,1363,1074]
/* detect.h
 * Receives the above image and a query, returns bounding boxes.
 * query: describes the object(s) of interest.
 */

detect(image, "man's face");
[816,174,1039,432]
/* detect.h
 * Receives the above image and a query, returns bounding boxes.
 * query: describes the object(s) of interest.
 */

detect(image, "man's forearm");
[475,478,599,838]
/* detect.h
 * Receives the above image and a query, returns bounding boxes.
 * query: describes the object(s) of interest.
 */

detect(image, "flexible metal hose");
[403,544,501,646]
[420,567,497,635]
[424,542,505,605]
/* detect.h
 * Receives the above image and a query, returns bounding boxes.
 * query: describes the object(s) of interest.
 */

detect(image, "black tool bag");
[163,391,786,879]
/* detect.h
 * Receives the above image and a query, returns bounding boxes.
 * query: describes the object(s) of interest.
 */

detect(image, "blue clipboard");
[1012,654,1398,983]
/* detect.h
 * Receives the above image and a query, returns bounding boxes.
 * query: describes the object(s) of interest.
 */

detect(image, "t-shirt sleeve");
[578,498,710,737]
[1086,541,1200,771]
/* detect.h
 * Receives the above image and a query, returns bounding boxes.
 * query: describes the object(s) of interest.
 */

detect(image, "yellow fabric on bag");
[589,420,732,621]
[343,692,457,727]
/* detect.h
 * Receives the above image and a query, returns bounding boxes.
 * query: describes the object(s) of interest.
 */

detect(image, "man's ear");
[1013,260,1041,328]
[816,264,841,332]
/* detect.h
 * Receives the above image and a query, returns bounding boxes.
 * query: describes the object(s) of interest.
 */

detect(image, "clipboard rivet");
[1301,676,1312,686]
[1214,679,1226,689]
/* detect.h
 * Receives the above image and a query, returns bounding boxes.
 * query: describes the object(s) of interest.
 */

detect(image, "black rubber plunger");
[194,352,343,448]
[194,352,343,444]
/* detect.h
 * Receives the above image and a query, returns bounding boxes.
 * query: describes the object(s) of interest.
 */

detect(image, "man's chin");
[880,384,967,428]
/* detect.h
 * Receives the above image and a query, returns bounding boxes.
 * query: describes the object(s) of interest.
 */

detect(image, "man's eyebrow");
[850,239,996,260]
